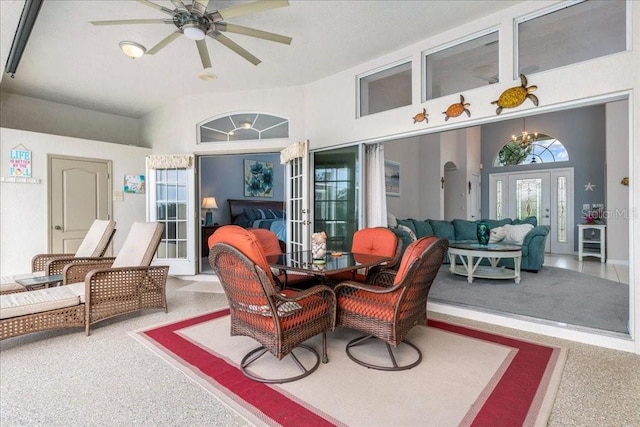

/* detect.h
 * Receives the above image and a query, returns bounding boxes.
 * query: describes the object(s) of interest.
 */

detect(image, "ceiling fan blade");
[196,39,211,69]
[211,31,261,66]
[90,19,171,26]
[170,0,188,11]
[147,31,182,55]
[136,0,175,16]
[192,0,210,15]
[218,0,289,20]
[219,23,292,45]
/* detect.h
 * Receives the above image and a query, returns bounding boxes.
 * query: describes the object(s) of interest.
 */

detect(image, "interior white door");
[49,156,111,254]
[285,143,310,252]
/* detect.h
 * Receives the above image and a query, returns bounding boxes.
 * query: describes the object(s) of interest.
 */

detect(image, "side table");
[577,224,606,262]
[15,274,64,291]
[202,224,223,257]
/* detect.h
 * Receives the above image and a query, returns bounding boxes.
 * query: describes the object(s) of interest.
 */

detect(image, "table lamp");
[202,197,218,225]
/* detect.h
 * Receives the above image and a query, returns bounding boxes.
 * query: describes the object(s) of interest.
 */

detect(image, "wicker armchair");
[334,236,448,371]
[209,225,335,383]
[0,222,168,339]
[326,227,401,283]
[0,219,116,295]
[248,228,319,290]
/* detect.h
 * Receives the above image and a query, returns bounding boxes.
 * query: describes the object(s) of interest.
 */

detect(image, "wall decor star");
[584,182,596,191]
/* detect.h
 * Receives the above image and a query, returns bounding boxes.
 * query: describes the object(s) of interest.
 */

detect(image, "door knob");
[54,225,62,230]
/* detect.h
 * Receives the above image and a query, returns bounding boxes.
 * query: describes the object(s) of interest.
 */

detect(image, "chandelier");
[511,117,538,148]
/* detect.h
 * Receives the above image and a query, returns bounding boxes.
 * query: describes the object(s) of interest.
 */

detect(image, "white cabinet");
[578,224,606,262]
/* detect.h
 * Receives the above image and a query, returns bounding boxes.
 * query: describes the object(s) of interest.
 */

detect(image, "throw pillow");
[453,219,478,241]
[396,219,417,235]
[489,226,507,243]
[410,219,434,238]
[387,212,398,228]
[502,224,534,245]
[428,220,455,241]
[397,224,417,242]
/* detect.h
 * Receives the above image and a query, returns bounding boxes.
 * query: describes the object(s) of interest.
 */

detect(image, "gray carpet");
[429,266,629,334]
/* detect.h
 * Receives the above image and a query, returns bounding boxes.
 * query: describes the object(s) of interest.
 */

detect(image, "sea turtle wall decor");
[413,108,429,124]
[443,94,471,121]
[491,74,539,115]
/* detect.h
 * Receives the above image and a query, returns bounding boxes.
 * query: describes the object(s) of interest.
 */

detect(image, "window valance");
[145,155,193,169]
[280,141,307,164]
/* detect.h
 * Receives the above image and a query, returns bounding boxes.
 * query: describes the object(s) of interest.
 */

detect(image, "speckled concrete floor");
[1,277,638,426]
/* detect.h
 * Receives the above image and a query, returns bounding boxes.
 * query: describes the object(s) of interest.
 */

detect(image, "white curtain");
[365,143,387,227]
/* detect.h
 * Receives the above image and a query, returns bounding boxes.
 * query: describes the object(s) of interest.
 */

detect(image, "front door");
[489,168,574,254]
[49,156,112,254]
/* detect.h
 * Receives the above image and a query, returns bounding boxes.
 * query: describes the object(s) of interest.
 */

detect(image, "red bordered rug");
[132,309,566,426]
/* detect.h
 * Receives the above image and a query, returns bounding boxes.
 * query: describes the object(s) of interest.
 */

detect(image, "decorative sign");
[9,148,32,177]
[124,174,145,193]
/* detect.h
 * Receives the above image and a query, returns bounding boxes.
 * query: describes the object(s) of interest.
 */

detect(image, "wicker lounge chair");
[209,225,335,383]
[335,236,448,371]
[0,222,168,339]
[0,219,116,294]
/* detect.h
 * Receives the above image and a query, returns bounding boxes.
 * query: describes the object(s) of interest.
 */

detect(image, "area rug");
[430,266,629,334]
[132,309,566,427]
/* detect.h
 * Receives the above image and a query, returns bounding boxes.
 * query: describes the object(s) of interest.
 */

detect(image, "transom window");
[198,112,289,143]
[494,133,569,166]
[357,60,412,118]
[516,0,627,78]
[423,30,499,101]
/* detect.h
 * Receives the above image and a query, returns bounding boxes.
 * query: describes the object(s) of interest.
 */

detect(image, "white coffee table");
[448,242,522,284]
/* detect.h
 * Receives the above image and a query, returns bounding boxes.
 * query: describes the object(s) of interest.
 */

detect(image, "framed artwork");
[384,160,401,197]
[244,160,274,197]
[124,174,145,194]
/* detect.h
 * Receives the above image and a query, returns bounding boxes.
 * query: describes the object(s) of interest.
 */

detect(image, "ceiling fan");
[90,0,292,68]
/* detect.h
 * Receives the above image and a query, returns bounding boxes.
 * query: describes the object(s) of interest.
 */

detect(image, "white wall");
[0,128,150,276]
[0,92,141,147]
[140,86,306,154]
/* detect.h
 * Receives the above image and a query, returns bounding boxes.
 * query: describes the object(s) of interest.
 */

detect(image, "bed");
[228,199,287,241]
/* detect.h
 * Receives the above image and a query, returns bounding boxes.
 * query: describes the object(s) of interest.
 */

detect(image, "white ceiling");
[0,0,523,119]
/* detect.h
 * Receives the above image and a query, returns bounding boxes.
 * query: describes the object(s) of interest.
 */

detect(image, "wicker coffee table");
[448,242,522,284]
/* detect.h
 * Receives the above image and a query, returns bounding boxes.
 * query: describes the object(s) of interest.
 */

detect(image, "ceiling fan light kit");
[119,41,147,59]
[91,0,292,73]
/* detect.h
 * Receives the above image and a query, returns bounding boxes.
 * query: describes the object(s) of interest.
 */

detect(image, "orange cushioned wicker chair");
[209,225,336,383]
[248,228,319,290]
[327,227,402,283]
[334,236,448,371]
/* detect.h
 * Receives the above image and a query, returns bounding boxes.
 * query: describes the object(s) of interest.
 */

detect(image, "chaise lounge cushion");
[0,286,79,319]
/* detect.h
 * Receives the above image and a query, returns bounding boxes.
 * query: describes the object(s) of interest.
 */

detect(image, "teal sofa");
[390,217,550,272]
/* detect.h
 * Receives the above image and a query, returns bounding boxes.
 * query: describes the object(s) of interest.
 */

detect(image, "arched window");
[493,133,569,166]
[198,112,289,143]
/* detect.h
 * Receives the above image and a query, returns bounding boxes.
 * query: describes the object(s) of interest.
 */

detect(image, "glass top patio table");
[448,242,521,251]
[266,251,392,277]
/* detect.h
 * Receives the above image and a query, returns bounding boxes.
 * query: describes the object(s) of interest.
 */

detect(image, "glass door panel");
[313,147,359,252]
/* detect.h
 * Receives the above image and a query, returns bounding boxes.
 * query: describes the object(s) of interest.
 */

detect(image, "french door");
[285,144,310,253]
[489,168,574,254]
[147,164,196,275]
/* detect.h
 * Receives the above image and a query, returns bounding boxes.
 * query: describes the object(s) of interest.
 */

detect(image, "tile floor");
[546,254,629,284]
